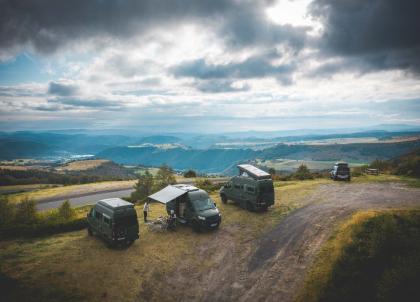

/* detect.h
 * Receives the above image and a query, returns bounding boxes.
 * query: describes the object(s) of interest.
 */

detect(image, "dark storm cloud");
[48,81,79,96]
[172,52,295,84]
[310,0,420,74]
[0,0,308,59]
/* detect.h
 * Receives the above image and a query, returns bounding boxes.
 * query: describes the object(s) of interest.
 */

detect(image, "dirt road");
[144,182,420,302]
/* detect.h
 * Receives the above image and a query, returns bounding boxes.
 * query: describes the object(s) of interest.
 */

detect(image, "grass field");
[0,179,324,302]
[0,184,61,195]
[7,180,136,203]
[256,158,366,172]
[297,209,420,302]
[56,160,110,171]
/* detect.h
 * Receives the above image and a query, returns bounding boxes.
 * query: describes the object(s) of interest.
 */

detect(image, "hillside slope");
[97,140,420,173]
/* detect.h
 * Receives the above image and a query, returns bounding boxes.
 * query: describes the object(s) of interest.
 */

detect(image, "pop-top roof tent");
[148,184,198,204]
[238,164,271,180]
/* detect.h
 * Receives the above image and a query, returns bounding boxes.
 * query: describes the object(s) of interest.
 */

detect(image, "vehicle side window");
[234,184,241,189]
[225,182,231,188]
[94,210,103,220]
[103,216,111,225]
[246,186,255,193]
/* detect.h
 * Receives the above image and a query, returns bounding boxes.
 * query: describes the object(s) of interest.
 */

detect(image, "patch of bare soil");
[137,183,420,302]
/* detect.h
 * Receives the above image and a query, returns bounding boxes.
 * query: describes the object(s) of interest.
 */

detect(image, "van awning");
[148,185,186,204]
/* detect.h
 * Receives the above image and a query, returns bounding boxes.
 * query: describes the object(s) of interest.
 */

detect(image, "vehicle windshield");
[192,198,215,211]
[114,214,138,227]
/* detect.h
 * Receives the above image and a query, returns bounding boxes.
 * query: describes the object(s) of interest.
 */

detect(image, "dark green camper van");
[87,198,139,246]
[149,184,221,231]
[220,164,275,211]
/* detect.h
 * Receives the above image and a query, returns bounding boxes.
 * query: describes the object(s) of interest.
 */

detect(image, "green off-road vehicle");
[220,164,275,211]
[87,198,139,246]
[149,184,221,231]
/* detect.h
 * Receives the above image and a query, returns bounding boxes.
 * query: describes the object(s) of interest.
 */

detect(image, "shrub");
[293,164,314,180]
[195,179,223,192]
[131,170,154,203]
[369,159,392,172]
[0,196,15,228]
[154,164,176,190]
[15,198,37,224]
[351,165,369,177]
[183,169,197,178]
[58,200,75,220]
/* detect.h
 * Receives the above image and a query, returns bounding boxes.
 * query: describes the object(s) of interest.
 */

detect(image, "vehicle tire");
[87,226,93,236]
[221,194,227,204]
[126,239,134,246]
[261,205,268,212]
[247,202,254,212]
[192,220,201,233]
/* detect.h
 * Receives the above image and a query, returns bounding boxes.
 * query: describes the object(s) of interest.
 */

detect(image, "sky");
[0,0,420,133]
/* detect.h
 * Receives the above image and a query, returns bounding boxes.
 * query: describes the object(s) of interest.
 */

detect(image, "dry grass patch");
[8,180,136,203]
[56,160,110,171]
[0,179,326,302]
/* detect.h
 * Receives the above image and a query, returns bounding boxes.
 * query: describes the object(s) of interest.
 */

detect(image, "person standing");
[143,201,149,223]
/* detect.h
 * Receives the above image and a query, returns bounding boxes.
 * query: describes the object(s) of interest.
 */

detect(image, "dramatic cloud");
[0,0,419,131]
[172,51,296,84]
[0,0,308,60]
[309,0,420,74]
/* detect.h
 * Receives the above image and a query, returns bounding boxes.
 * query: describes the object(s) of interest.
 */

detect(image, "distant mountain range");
[1,128,420,173]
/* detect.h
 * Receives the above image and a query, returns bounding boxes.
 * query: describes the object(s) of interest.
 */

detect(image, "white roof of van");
[98,198,133,208]
[148,185,188,204]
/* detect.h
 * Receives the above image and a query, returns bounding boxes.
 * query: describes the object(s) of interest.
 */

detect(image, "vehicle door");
[233,181,244,203]
[244,184,256,204]
[102,214,112,240]
[94,210,103,235]
[184,197,195,222]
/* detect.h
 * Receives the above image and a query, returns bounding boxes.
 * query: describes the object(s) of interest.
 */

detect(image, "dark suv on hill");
[330,162,351,181]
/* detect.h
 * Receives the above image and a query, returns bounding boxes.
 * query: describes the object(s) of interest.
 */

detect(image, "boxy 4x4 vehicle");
[220,164,275,211]
[148,184,221,232]
[330,162,351,181]
[87,198,139,246]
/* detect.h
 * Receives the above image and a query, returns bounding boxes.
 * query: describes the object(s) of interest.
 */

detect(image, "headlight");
[198,215,206,220]
[218,213,222,217]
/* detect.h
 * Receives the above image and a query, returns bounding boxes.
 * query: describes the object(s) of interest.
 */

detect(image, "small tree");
[294,164,313,180]
[0,196,16,228]
[15,198,37,224]
[58,200,75,220]
[154,164,176,190]
[183,169,197,178]
[131,170,154,203]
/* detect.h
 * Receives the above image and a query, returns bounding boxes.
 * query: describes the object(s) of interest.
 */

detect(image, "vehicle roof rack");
[237,164,271,180]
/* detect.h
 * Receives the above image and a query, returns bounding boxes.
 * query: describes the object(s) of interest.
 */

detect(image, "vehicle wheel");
[221,194,227,204]
[126,239,134,246]
[192,221,201,233]
[87,226,93,236]
[261,206,268,212]
[247,202,254,212]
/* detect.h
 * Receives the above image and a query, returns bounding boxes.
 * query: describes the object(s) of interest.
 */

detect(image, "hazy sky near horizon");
[1,0,420,132]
